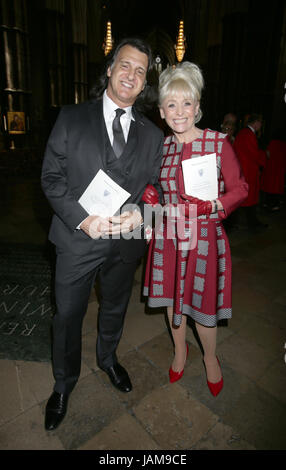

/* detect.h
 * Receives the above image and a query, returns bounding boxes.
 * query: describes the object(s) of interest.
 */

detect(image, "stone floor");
[0,176,286,451]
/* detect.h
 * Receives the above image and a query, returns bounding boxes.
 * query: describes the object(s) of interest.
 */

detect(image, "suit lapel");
[121,108,145,176]
[87,98,106,170]
[123,120,137,157]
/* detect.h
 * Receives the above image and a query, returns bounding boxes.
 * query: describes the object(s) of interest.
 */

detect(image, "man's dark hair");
[89,37,158,112]
[247,113,263,125]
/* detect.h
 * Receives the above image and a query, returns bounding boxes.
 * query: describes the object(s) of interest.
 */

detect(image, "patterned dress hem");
[144,287,232,327]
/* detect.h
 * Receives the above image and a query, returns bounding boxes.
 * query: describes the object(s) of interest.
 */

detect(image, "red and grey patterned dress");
[144,129,248,327]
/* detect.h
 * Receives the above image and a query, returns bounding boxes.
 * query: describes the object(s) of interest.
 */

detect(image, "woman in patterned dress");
[144,62,248,396]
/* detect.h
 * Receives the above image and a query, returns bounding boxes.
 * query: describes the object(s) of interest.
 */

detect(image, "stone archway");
[146,28,176,69]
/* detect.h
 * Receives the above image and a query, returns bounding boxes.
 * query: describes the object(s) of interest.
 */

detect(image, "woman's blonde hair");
[158,62,204,123]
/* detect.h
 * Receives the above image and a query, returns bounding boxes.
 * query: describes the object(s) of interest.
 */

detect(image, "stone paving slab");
[133,383,219,450]
[193,421,256,450]
[255,301,286,329]
[79,413,160,450]
[222,382,286,450]
[179,356,286,450]
[97,349,168,410]
[232,281,276,316]
[217,332,278,382]
[0,359,36,426]
[0,404,64,450]
[274,292,286,307]
[138,330,201,373]
[179,357,253,418]
[229,314,285,357]
[47,372,126,450]
[232,261,286,297]
[257,359,286,405]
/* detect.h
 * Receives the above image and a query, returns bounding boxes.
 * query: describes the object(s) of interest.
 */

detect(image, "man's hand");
[80,215,114,239]
[109,210,143,234]
[80,210,143,238]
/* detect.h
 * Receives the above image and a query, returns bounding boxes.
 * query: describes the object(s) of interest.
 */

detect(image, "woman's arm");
[216,138,249,220]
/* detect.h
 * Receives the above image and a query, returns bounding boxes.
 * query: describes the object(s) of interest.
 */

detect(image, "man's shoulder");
[234,127,251,142]
[135,111,164,138]
[60,99,101,115]
[238,127,252,136]
[55,99,102,128]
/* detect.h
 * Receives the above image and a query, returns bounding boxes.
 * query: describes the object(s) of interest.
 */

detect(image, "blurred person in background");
[221,112,237,144]
[261,128,286,211]
[233,114,268,230]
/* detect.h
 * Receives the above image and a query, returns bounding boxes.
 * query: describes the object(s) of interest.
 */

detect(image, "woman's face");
[159,90,200,139]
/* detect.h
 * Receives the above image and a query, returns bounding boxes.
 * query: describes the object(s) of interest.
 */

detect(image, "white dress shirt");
[103,90,135,145]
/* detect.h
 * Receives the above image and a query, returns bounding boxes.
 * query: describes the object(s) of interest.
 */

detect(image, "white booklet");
[78,169,131,217]
[181,153,218,201]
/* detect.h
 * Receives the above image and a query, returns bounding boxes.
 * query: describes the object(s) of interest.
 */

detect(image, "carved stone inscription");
[0,282,55,338]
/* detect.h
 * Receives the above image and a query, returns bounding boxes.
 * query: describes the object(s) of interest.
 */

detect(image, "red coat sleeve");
[233,128,267,174]
[217,139,249,219]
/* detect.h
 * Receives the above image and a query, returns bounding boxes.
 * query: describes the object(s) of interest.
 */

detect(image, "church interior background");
[0,0,285,176]
[0,0,286,452]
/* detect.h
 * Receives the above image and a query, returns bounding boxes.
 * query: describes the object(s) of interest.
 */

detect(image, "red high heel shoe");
[204,356,223,397]
[169,343,189,383]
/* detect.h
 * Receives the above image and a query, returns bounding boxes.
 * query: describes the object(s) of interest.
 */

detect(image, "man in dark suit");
[41,37,164,431]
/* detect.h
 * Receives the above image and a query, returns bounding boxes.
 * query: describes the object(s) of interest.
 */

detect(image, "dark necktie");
[112,108,126,158]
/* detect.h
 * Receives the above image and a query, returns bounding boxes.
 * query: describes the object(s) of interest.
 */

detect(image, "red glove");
[180,193,212,218]
[142,184,159,206]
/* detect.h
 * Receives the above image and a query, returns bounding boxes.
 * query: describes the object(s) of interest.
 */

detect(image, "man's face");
[254,120,262,132]
[106,45,148,108]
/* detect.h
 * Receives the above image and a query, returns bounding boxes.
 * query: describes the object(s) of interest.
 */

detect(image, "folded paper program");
[182,153,218,201]
[78,169,131,217]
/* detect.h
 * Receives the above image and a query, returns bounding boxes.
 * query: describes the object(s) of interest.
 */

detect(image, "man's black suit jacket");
[41,98,164,262]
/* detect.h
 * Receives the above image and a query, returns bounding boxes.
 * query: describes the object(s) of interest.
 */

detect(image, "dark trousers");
[52,239,138,395]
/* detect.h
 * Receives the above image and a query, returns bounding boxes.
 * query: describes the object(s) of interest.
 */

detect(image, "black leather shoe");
[104,363,132,392]
[45,391,69,431]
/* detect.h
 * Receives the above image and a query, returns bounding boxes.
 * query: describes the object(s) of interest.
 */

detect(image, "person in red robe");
[261,130,286,211]
[233,114,268,229]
